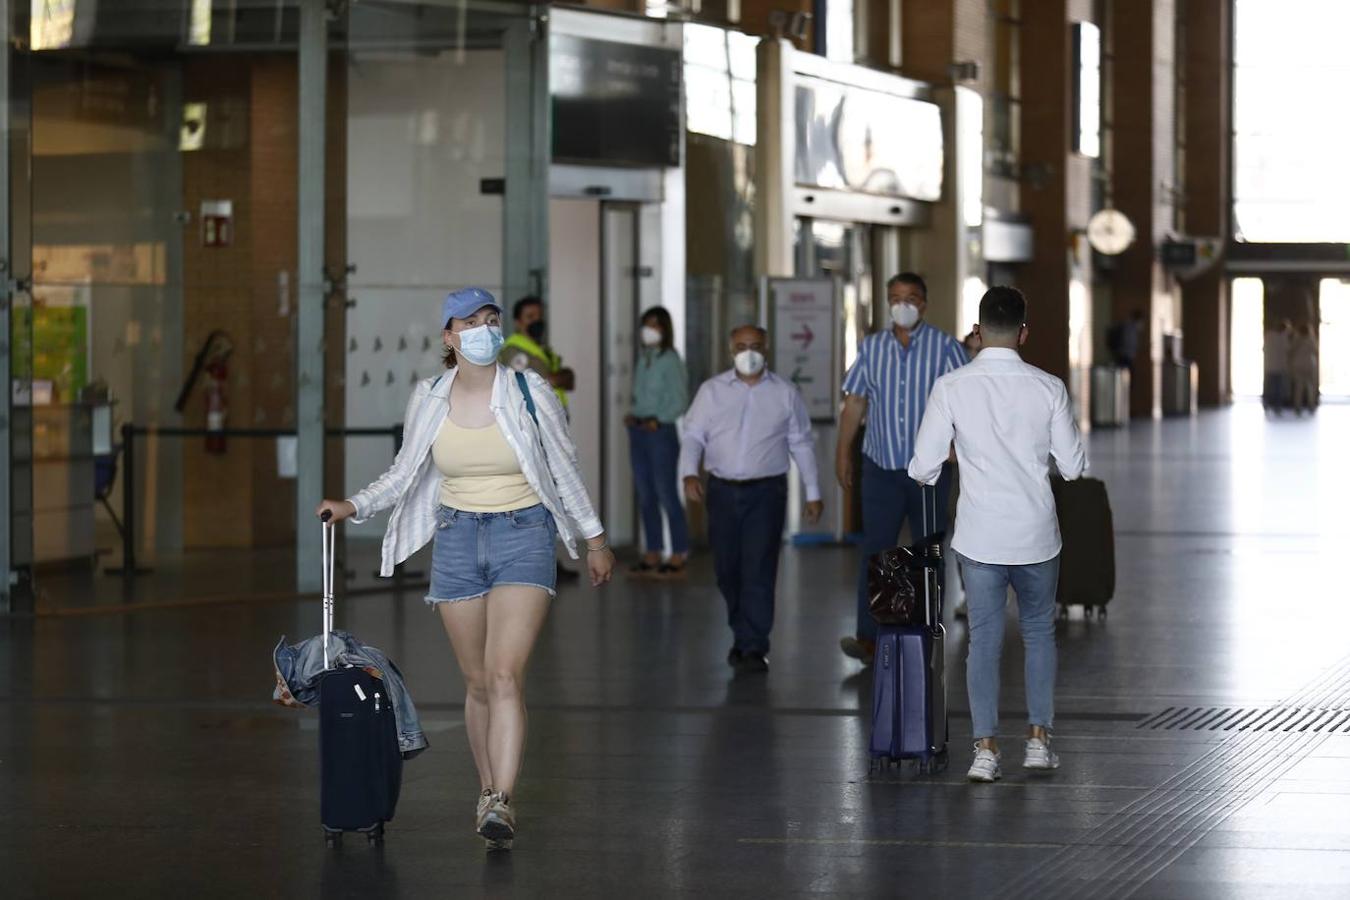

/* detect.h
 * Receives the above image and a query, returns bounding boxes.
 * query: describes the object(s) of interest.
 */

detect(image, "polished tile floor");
[3,403,1349,898]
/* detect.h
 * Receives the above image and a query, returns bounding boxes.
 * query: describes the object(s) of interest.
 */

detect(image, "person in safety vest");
[500,296,574,409]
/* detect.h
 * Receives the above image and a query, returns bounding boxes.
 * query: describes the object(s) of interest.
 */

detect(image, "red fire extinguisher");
[204,358,228,454]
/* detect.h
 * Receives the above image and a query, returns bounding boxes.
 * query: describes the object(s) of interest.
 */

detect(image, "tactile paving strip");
[1005,653,1350,900]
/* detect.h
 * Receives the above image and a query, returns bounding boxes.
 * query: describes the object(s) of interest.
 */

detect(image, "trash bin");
[1162,360,1198,417]
[1091,365,1130,428]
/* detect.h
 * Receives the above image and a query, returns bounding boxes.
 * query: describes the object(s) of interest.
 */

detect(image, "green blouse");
[631,348,689,424]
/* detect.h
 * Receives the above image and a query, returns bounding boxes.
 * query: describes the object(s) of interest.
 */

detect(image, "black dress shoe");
[726,648,744,667]
[735,653,769,674]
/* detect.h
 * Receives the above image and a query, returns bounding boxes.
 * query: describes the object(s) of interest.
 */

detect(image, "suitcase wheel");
[932,748,949,774]
[366,823,385,845]
[324,829,342,849]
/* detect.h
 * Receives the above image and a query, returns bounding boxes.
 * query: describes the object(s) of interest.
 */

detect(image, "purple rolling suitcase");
[869,488,949,774]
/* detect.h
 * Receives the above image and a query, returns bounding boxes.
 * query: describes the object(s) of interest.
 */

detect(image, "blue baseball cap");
[441,287,501,326]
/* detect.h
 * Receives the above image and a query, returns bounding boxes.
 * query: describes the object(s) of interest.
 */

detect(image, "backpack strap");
[515,371,539,426]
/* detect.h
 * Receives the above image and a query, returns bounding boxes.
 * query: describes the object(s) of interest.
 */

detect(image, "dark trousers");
[706,475,788,656]
[628,424,690,555]
[855,456,952,641]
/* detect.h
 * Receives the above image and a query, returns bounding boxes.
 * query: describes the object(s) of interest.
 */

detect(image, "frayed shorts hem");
[423,582,556,607]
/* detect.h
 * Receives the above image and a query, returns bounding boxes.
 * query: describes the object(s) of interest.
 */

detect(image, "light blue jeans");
[956,551,1060,740]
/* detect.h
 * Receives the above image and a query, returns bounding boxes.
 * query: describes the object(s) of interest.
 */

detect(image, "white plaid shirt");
[348,366,604,576]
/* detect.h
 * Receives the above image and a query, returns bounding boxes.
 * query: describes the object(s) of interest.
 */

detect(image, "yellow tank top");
[432,418,540,512]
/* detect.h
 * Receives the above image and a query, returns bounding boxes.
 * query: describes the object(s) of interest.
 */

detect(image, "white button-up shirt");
[679,370,822,502]
[908,348,1086,565]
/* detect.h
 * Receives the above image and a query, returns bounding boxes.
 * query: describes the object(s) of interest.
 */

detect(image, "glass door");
[341,0,527,552]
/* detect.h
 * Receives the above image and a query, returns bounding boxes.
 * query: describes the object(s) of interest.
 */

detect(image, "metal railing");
[107,423,404,578]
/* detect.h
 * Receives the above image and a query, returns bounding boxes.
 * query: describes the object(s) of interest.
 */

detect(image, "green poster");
[28,306,88,401]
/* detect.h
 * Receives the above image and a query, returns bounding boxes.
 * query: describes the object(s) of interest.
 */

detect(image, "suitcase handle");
[321,511,336,670]
[920,484,941,628]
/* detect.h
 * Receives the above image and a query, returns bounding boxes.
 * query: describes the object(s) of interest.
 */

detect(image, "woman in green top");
[625,307,690,576]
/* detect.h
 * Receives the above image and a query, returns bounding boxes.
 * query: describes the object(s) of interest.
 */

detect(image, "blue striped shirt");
[842,323,968,471]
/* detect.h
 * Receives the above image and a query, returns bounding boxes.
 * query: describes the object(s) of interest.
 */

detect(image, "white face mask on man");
[891,301,921,330]
[734,349,766,377]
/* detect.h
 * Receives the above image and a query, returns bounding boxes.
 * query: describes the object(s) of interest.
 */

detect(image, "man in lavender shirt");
[681,325,824,674]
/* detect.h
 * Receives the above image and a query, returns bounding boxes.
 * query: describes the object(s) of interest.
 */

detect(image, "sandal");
[657,562,687,579]
[628,560,659,577]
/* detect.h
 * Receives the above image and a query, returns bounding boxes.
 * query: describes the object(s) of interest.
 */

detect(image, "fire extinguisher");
[204,358,229,454]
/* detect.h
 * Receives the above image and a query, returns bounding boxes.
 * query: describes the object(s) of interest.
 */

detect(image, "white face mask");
[891,301,921,330]
[640,326,663,347]
[734,349,766,377]
[454,323,504,367]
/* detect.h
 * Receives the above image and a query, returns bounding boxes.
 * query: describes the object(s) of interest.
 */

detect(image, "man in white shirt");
[681,325,824,674]
[908,287,1086,782]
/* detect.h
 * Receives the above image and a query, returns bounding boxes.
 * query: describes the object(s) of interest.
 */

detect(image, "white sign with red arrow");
[769,278,837,421]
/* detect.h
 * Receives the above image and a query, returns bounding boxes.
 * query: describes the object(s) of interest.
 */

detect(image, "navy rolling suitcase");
[317,514,403,847]
[869,489,948,774]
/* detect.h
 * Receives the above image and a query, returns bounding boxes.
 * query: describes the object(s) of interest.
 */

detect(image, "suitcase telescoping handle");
[321,510,336,669]
[920,483,941,628]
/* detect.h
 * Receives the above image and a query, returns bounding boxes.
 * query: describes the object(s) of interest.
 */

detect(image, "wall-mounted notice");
[769,278,837,422]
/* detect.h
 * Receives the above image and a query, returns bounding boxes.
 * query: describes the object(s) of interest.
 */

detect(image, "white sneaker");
[966,744,1001,782]
[1023,737,1060,770]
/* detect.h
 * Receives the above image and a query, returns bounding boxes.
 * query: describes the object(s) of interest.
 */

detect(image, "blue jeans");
[957,551,1060,739]
[425,504,558,604]
[855,457,952,641]
[706,475,787,655]
[628,424,690,555]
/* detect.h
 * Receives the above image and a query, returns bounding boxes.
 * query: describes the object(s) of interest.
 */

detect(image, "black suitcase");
[317,514,403,847]
[1050,476,1115,620]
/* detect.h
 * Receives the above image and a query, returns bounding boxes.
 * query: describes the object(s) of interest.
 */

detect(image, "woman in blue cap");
[317,287,614,850]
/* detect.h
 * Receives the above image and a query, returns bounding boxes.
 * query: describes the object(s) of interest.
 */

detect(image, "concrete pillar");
[1179,0,1230,407]
[295,0,327,591]
[1109,0,1178,419]
[1016,0,1096,384]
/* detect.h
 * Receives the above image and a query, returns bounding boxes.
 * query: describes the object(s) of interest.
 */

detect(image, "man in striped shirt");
[836,272,968,664]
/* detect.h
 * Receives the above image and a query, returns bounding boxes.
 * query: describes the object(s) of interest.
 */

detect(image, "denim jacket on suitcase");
[272,630,428,758]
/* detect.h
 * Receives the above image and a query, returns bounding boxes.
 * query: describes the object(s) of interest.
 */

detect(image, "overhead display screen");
[551,34,682,168]
[795,75,944,202]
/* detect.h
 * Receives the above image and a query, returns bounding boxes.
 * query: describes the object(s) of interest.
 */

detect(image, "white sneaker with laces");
[1023,737,1060,770]
[966,744,1001,782]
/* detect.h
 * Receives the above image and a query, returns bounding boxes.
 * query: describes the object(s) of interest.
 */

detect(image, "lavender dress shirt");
[678,370,822,502]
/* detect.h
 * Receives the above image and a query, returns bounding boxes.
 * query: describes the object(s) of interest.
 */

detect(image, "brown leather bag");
[867,546,924,627]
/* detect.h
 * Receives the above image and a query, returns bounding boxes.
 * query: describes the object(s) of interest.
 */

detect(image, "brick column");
[893,0,992,337]
[1109,0,1178,418]
[1016,0,1096,384]
[1179,0,1230,406]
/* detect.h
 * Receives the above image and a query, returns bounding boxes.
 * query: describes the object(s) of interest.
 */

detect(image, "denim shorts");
[425,504,558,605]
